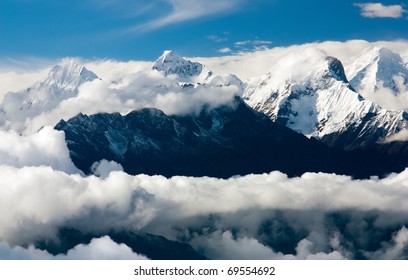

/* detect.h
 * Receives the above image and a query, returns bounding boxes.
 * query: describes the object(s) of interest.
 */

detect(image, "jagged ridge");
[55,97,403,179]
[244,54,408,150]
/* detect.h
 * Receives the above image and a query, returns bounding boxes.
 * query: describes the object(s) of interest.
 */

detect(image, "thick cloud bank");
[0,127,79,173]
[0,164,407,259]
[0,236,148,260]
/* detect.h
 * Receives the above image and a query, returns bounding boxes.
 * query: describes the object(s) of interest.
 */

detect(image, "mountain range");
[56,95,401,179]
[0,49,407,179]
[1,48,406,178]
[51,50,408,178]
[2,45,408,260]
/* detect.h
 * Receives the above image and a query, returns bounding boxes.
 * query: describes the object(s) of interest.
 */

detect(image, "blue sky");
[0,0,407,60]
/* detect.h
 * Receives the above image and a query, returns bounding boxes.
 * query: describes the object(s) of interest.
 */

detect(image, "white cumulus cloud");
[190,230,346,260]
[218,47,232,54]
[0,126,79,174]
[354,2,406,18]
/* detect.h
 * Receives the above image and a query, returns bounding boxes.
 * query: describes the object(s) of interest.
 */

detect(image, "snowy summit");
[244,53,408,150]
[348,47,408,95]
[40,59,99,92]
[152,50,203,79]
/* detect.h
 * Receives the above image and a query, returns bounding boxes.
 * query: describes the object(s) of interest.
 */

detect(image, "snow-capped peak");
[40,58,99,92]
[244,53,408,150]
[152,50,203,79]
[347,47,408,94]
[0,59,100,132]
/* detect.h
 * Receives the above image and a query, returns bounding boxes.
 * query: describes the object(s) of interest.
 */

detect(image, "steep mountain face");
[152,50,203,79]
[243,55,408,150]
[347,47,408,95]
[0,59,99,130]
[55,96,402,179]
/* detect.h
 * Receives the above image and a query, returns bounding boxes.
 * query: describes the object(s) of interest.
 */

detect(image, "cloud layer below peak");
[0,162,407,259]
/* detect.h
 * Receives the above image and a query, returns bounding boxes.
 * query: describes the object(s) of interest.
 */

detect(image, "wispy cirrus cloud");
[234,40,273,47]
[354,2,407,18]
[215,39,273,54]
[207,35,228,43]
[128,0,245,33]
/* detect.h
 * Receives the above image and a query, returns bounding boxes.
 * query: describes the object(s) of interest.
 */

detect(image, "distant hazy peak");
[40,58,99,91]
[348,46,408,94]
